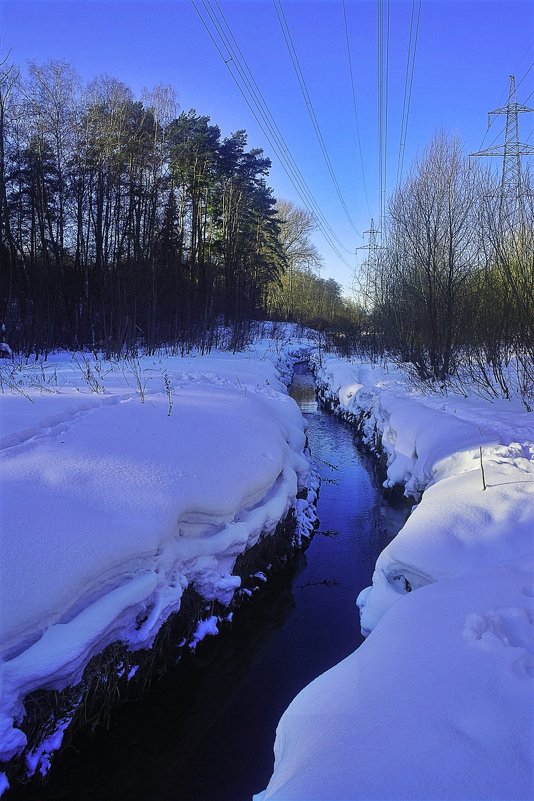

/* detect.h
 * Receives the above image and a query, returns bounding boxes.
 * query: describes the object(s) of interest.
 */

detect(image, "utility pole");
[470,75,534,222]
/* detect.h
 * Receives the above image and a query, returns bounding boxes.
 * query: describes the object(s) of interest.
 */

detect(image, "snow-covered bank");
[315,357,534,633]
[0,337,318,784]
[255,355,534,800]
[255,556,534,801]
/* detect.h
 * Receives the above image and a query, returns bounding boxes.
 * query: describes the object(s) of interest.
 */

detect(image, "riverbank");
[8,360,399,801]
[0,331,319,792]
[256,354,534,801]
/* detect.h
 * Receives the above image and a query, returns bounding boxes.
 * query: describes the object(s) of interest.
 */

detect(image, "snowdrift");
[0,344,317,783]
[255,556,534,800]
[256,355,534,801]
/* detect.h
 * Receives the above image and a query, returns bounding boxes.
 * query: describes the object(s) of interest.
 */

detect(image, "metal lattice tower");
[354,219,382,309]
[471,75,534,216]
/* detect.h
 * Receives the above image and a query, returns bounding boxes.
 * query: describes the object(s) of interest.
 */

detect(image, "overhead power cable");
[377,0,392,233]
[272,0,361,236]
[396,0,415,181]
[342,0,370,218]
[396,0,422,187]
[486,123,507,151]
[383,0,391,231]
[209,0,355,260]
[523,87,534,143]
[377,0,384,231]
[516,61,533,92]
[514,41,534,83]
[192,0,355,268]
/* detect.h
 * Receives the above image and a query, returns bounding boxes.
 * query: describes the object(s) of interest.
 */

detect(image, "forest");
[0,59,532,407]
[0,59,357,356]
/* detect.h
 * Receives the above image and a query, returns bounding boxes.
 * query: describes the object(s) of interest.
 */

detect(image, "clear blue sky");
[2,0,533,291]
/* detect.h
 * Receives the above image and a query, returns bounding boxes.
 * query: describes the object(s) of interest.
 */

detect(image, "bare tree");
[373,133,481,380]
[271,199,322,319]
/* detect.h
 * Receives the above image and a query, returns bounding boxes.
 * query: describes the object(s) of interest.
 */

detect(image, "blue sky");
[2,0,533,291]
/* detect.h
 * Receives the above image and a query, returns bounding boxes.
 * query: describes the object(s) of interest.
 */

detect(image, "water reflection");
[13,363,400,801]
[289,368,319,414]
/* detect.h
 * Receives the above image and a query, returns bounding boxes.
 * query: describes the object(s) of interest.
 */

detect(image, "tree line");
[356,133,533,408]
[267,199,362,337]
[0,58,358,356]
[0,59,285,354]
[7,60,523,406]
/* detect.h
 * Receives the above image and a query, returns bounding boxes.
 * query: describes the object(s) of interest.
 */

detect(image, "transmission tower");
[471,75,534,219]
[354,219,382,309]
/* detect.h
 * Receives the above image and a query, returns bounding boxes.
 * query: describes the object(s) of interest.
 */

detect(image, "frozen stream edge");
[254,354,534,801]
[0,343,319,791]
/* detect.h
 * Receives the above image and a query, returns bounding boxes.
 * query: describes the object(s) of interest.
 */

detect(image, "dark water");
[12,364,397,801]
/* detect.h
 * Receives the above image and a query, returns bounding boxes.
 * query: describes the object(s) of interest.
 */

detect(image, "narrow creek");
[12,363,400,801]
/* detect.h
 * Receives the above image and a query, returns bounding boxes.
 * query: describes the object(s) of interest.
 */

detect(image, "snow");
[0,335,317,771]
[189,615,220,650]
[25,714,75,778]
[255,354,534,801]
[4,339,532,798]
[255,557,534,801]
[313,357,534,633]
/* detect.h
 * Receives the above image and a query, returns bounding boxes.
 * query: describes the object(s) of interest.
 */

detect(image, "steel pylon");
[471,75,534,218]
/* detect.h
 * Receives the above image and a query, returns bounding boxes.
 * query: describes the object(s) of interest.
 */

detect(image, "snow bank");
[255,556,534,801]
[315,356,534,633]
[0,340,316,770]
[255,354,534,800]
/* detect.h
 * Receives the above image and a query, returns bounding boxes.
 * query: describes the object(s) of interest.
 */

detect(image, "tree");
[0,60,301,355]
[268,199,322,319]
[0,55,20,330]
[373,133,480,380]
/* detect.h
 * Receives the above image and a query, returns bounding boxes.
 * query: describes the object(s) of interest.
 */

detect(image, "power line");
[396,0,422,187]
[377,0,384,232]
[210,0,356,259]
[514,40,534,78]
[396,0,415,184]
[485,122,507,151]
[377,0,392,233]
[516,60,533,92]
[525,84,534,142]
[342,0,370,218]
[383,0,391,232]
[518,86,534,143]
[482,46,533,121]
[272,0,361,236]
[192,0,355,268]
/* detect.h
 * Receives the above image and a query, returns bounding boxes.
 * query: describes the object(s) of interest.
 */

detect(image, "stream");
[12,363,400,801]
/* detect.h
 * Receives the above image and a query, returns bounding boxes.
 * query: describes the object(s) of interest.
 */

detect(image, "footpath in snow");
[0,333,318,790]
[256,355,534,801]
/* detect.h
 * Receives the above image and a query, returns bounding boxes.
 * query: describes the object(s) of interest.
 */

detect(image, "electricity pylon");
[354,219,382,310]
[358,219,381,259]
[470,75,534,221]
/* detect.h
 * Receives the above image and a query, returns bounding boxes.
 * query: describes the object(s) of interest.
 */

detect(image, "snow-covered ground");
[0,331,318,787]
[256,355,534,801]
